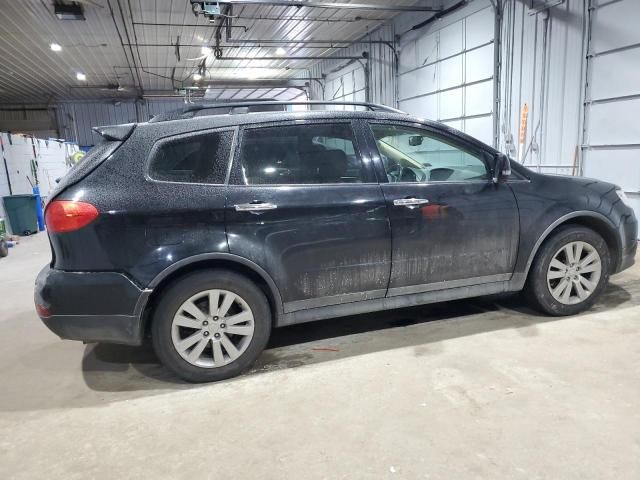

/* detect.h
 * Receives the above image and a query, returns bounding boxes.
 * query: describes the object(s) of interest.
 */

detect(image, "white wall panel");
[464,117,493,146]
[399,71,421,99]
[465,81,493,116]
[399,95,437,120]
[583,0,640,223]
[439,56,463,90]
[398,1,495,144]
[440,88,463,120]
[4,135,35,195]
[439,22,464,57]
[399,41,418,73]
[465,44,494,82]
[466,7,495,48]
[0,134,11,220]
[583,149,640,192]
[590,0,640,53]
[588,99,640,146]
[416,32,438,65]
[590,48,640,99]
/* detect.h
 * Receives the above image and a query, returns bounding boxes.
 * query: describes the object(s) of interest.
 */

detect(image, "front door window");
[370,124,489,183]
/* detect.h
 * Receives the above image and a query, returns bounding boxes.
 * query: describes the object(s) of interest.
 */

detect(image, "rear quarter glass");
[49,140,122,200]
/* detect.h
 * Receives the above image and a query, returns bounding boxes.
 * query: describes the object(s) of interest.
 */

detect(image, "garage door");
[397,5,495,146]
[325,61,367,109]
[582,0,640,219]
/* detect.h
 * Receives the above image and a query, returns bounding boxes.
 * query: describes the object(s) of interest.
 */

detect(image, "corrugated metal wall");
[55,102,139,147]
[55,98,185,146]
[0,99,187,147]
[308,23,396,107]
[0,107,58,137]
[498,0,586,176]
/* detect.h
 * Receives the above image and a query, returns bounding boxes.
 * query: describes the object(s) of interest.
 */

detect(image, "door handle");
[393,197,429,207]
[234,201,278,212]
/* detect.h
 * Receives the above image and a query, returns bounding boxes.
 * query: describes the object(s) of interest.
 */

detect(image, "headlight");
[616,189,632,207]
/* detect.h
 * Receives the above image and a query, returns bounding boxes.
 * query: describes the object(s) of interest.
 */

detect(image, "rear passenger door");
[225,121,391,313]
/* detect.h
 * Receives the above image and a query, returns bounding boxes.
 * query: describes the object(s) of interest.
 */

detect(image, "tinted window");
[371,124,489,183]
[238,124,365,185]
[149,130,233,183]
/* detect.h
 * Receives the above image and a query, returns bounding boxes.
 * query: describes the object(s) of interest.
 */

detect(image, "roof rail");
[148,100,405,123]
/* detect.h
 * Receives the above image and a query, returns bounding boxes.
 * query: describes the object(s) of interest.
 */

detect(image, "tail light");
[35,303,52,318]
[45,200,99,233]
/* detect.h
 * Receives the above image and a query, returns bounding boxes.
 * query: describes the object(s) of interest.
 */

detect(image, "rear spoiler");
[92,123,136,141]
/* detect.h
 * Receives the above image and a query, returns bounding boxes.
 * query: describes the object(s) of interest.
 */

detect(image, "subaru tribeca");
[35,101,637,382]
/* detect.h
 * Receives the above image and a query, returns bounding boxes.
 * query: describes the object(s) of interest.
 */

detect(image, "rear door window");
[235,123,366,185]
[149,129,234,184]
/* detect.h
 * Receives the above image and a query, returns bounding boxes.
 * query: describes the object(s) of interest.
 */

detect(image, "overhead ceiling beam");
[190,0,442,12]
[132,21,248,31]
[122,42,375,49]
[213,55,363,60]
[124,41,382,47]
[223,39,390,45]
[189,79,317,87]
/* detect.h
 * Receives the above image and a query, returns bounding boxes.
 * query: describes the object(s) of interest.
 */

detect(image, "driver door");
[365,121,520,296]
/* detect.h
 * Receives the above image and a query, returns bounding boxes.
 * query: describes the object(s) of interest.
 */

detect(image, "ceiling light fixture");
[276,47,286,55]
[76,72,87,81]
[50,43,62,52]
[193,73,202,81]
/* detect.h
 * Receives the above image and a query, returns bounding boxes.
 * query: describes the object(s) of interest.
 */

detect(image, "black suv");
[35,101,637,382]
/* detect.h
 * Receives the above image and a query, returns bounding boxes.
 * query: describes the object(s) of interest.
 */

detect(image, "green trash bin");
[2,195,39,236]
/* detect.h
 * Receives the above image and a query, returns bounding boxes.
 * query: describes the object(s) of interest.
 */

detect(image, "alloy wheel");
[546,241,602,305]
[171,289,255,368]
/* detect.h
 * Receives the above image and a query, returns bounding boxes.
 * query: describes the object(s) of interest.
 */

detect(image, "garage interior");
[1,0,639,478]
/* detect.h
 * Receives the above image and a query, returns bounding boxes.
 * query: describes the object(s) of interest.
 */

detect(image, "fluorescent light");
[76,72,87,81]
[275,47,286,55]
[201,46,212,56]
[50,43,62,52]
[193,73,202,81]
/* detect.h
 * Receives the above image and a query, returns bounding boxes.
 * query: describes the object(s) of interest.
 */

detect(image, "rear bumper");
[34,266,150,345]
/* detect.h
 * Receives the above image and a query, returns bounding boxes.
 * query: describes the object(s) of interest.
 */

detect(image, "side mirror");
[408,135,423,147]
[493,153,511,184]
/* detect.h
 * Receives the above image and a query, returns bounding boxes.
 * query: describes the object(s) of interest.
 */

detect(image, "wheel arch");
[139,253,283,339]
[524,211,622,279]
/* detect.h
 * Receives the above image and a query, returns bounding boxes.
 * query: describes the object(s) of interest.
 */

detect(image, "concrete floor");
[0,233,639,479]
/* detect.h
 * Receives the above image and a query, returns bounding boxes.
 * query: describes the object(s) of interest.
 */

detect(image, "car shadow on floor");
[81,282,634,393]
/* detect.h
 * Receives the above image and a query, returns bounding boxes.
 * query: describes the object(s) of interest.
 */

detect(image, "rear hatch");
[48,123,135,201]
[45,123,135,268]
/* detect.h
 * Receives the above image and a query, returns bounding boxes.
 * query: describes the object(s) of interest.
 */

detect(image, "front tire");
[0,240,8,258]
[525,226,610,316]
[151,270,271,382]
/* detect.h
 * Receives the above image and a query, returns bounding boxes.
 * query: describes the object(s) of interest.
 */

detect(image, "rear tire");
[151,270,271,383]
[525,226,610,316]
[0,240,8,258]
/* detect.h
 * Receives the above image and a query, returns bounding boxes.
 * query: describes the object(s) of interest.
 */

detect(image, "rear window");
[149,130,234,184]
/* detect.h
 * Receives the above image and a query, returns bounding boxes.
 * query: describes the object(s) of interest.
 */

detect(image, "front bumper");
[616,214,638,273]
[34,266,150,345]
